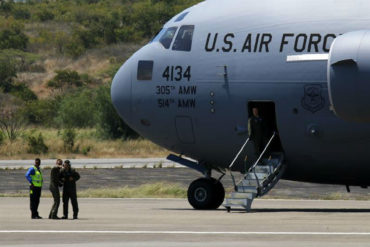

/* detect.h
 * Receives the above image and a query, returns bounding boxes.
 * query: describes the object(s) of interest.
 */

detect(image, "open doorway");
[247,101,284,154]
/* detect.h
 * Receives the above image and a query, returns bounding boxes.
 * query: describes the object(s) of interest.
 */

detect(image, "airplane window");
[158,27,177,49]
[137,60,154,81]
[172,25,194,52]
[175,12,189,22]
[150,28,164,43]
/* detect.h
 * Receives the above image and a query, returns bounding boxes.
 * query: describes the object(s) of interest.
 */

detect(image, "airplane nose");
[111,60,133,124]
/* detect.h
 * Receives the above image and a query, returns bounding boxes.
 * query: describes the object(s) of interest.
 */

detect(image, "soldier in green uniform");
[48,159,63,219]
[25,158,43,219]
[60,160,80,220]
[248,107,267,157]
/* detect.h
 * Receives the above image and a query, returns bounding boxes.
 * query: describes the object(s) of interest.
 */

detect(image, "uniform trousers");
[49,186,60,218]
[30,186,41,218]
[63,189,78,217]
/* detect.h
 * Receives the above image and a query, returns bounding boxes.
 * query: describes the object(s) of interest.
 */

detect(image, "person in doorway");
[248,107,267,157]
[49,159,63,219]
[60,160,80,219]
[25,158,43,219]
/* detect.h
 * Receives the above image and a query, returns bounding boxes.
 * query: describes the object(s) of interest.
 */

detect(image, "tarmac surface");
[2,198,370,246]
[2,160,370,246]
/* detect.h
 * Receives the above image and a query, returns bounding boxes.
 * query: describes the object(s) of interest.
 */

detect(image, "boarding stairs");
[224,132,285,212]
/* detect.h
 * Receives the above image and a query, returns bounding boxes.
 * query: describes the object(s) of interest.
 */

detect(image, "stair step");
[245,172,268,180]
[236,186,258,193]
[254,165,274,173]
[238,179,265,187]
[225,198,252,206]
[230,192,255,199]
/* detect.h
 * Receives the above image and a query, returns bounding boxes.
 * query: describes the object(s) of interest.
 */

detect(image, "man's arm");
[59,170,65,184]
[25,167,35,184]
[73,170,80,182]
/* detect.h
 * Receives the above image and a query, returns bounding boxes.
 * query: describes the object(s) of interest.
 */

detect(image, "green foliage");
[56,89,97,128]
[0,49,41,72]
[73,27,100,50]
[0,50,38,93]
[62,128,76,152]
[102,63,121,80]
[1,0,201,57]
[129,1,173,39]
[0,21,28,50]
[0,94,25,141]
[21,98,60,126]
[78,183,187,198]
[95,85,138,139]
[65,40,85,57]
[81,145,91,155]
[36,9,55,22]
[27,133,49,154]
[0,0,201,135]
[0,130,4,145]
[54,31,70,55]
[0,59,17,93]
[10,83,37,102]
[12,6,31,20]
[0,1,13,14]
[47,70,85,89]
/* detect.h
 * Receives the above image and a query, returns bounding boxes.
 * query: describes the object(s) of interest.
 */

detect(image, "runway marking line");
[1,231,370,236]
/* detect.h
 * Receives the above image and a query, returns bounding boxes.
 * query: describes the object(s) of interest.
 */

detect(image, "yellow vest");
[30,166,43,187]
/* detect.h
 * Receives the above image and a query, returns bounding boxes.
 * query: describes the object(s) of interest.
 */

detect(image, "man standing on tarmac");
[61,160,80,219]
[25,158,43,219]
[49,159,63,219]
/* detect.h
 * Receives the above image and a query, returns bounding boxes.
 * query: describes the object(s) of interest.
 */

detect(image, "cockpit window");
[172,25,194,52]
[150,28,164,43]
[153,27,177,49]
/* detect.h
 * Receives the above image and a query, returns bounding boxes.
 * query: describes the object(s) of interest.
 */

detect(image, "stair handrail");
[248,132,276,190]
[228,137,250,170]
[228,137,250,190]
[258,161,286,197]
[248,132,276,173]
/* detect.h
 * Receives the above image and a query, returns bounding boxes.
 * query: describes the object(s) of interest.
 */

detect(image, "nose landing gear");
[187,177,225,209]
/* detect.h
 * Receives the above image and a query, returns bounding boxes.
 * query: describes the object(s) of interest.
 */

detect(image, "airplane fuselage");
[112,0,370,186]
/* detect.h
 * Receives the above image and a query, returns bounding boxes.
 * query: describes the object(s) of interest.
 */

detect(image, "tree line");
[0,0,200,56]
[0,0,201,146]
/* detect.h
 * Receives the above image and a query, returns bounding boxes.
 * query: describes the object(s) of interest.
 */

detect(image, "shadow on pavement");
[251,208,370,213]
[159,208,370,213]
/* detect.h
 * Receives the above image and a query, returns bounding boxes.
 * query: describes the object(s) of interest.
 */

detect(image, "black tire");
[188,178,215,210]
[187,178,224,210]
[212,179,225,209]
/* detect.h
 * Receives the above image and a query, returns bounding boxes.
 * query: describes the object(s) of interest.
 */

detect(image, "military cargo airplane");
[111,0,370,211]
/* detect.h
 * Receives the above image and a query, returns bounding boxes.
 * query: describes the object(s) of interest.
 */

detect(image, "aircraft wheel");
[187,178,224,210]
[212,179,225,209]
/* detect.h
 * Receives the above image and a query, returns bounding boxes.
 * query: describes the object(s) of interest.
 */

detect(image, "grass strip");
[0,183,187,199]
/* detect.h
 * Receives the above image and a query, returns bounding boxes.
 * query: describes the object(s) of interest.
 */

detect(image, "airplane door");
[247,101,284,154]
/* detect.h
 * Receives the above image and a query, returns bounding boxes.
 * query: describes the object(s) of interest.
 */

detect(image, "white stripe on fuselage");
[287,54,329,62]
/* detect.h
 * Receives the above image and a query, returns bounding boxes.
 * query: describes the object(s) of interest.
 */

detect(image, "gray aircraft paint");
[112,0,370,185]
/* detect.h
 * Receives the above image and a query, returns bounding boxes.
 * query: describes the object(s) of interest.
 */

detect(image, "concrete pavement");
[1,198,370,246]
